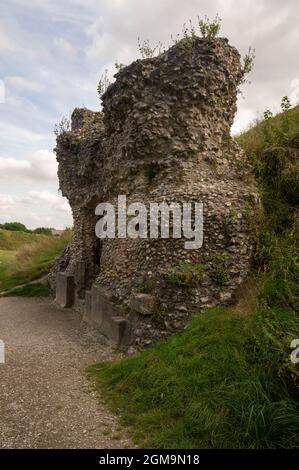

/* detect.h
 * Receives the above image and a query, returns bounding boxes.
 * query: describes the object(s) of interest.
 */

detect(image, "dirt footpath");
[0,297,132,449]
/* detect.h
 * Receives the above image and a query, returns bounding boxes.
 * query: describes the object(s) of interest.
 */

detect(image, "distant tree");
[0,222,29,232]
[33,227,53,236]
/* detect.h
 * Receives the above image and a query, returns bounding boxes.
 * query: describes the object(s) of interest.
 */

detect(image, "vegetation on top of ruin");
[95,15,254,100]
[97,68,111,99]
[87,101,299,449]
[240,46,255,85]
[137,37,165,59]
[137,14,222,59]
[54,115,71,137]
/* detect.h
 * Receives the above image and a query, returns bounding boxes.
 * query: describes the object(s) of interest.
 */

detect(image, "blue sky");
[0,0,298,228]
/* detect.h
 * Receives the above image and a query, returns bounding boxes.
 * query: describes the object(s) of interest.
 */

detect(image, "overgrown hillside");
[88,101,299,449]
[0,229,71,296]
[0,229,45,251]
[237,100,299,235]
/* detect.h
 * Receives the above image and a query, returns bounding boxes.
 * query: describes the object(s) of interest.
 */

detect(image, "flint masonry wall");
[50,37,257,350]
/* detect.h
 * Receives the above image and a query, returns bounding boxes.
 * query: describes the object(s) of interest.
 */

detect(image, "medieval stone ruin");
[49,37,257,351]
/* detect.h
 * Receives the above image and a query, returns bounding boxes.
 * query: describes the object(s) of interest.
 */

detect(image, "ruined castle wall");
[50,37,257,348]
[48,110,104,290]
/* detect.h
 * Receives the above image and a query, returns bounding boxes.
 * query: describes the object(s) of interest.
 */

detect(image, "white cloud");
[232,108,258,135]
[0,189,72,229]
[5,76,44,93]
[290,78,299,106]
[0,80,5,103]
[0,150,58,182]
[54,37,77,60]
[0,30,14,51]
[28,190,70,213]
[0,194,15,210]
[0,123,46,144]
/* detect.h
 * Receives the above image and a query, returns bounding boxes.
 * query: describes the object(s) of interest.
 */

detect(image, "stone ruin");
[49,37,257,351]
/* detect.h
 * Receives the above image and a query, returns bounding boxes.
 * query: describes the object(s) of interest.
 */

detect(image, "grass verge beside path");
[88,305,299,449]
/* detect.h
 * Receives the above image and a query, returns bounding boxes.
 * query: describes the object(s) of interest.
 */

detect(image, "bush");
[54,116,71,137]
[237,99,299,234]
[0,222,29,232]
[198,14,221,39]
[33,227,53,236]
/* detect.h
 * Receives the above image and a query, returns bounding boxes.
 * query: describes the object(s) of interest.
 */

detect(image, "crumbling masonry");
[49,37,257,350]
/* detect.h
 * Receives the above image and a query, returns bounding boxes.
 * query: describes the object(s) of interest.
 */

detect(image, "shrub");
[0,222,29,232]
[238,99,299,234]
[240,46,255,85]
[97,69,111,99]
[33,227,53,236]
[54,116,71,136]
[137,37,165,58]
[198,14,222,38]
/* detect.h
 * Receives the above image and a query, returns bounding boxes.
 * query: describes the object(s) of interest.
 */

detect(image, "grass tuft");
[3,283,50,297]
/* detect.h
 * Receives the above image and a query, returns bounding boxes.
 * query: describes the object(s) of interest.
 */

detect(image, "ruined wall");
[50,37,257,349]
[48,109,104,292]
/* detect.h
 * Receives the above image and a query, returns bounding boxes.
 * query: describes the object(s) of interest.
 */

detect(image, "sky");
[0,0,298,229]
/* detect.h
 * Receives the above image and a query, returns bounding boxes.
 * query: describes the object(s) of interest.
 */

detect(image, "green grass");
[236,103,299,234]
[0,229,47,251]
[0,229,71,294]
[3,283,50,297]
[0,250,17,281]
[88,305,299,449]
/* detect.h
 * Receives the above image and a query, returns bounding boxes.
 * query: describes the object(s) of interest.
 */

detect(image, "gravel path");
[0,297,132,449]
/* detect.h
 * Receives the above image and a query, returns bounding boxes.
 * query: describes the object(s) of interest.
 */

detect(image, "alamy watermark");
[290,339,299,364]
[95,195,203,250]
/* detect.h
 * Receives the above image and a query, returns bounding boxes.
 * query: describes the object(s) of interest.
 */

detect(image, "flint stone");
[75,261,86,288]
[129,293,156,315]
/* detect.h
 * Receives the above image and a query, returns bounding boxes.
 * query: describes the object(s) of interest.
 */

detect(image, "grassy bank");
[0,229,71,295]
[0,229,44,250]
[88,102,299,449]
[88,304,299,448]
